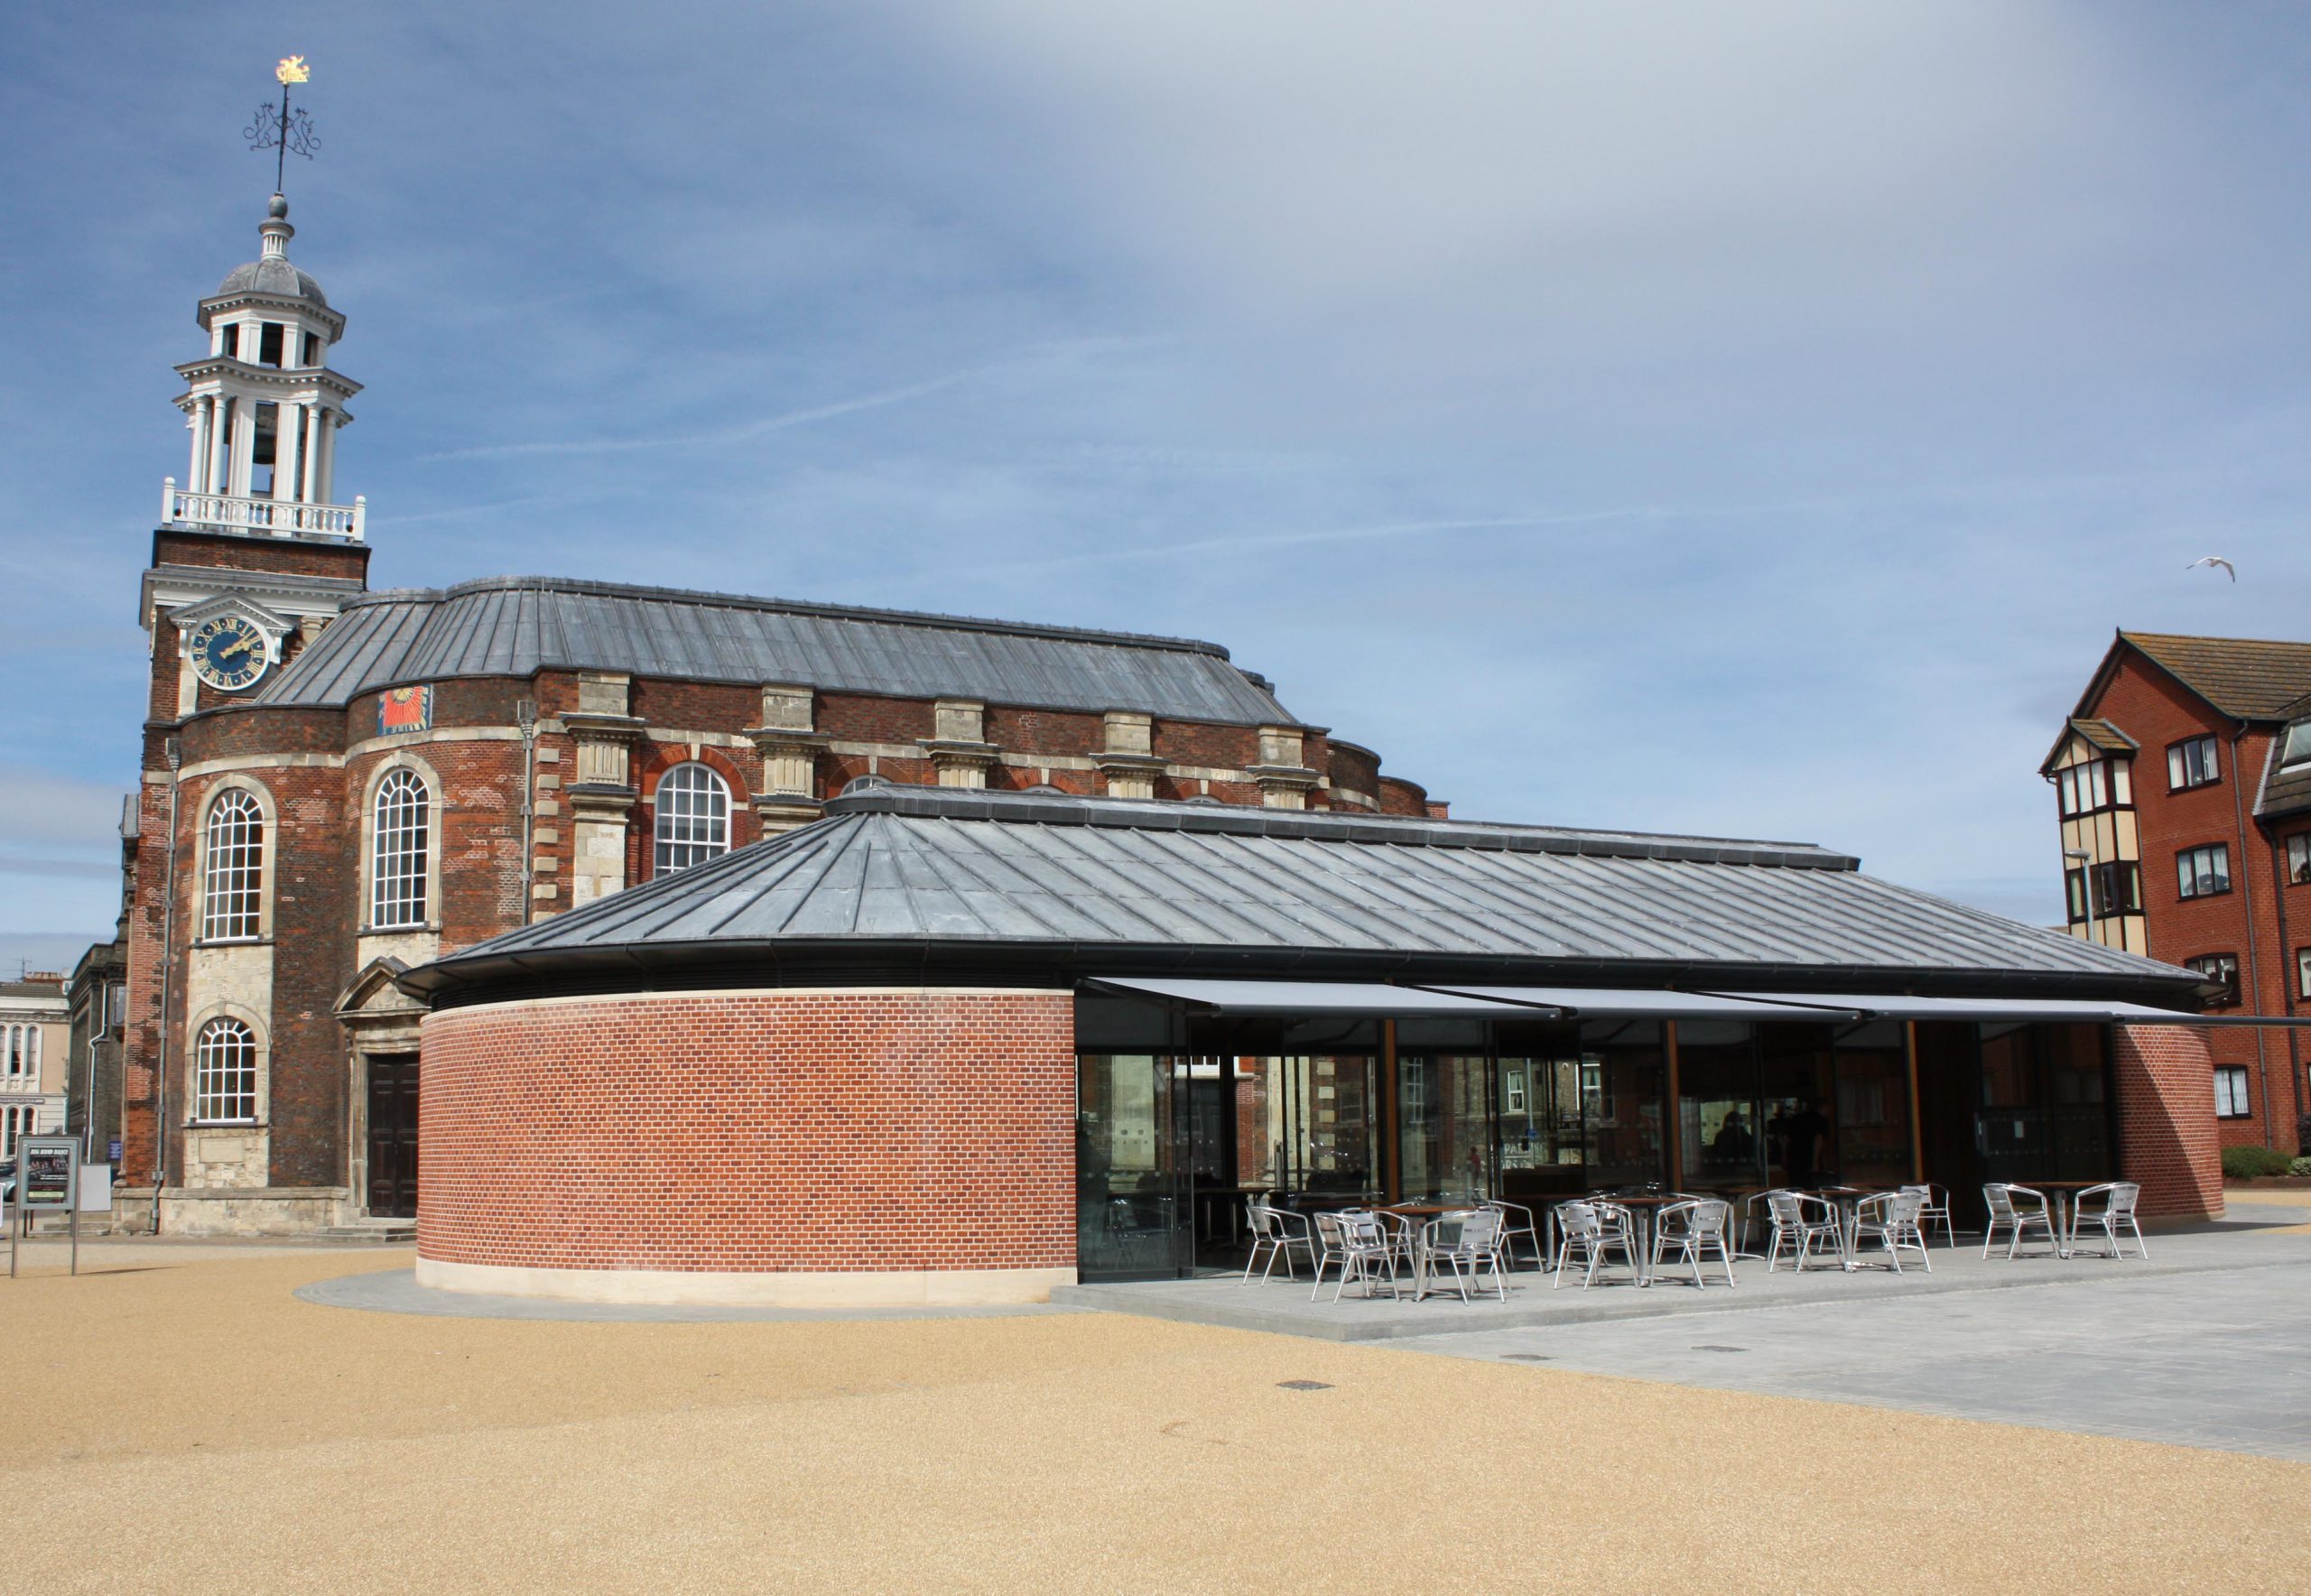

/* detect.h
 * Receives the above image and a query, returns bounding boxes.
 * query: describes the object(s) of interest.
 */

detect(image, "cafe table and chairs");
[1648,1197,1738,1288]
[1762,1189,1848,1272]
[1588,1192,1685,1285]
[1981,1183,2062,1259]
[1550,1200,1638,1290]
[2019,1180,2120,1258]
[1845,1189,1932,1273]
[2060,1181,2148,1260]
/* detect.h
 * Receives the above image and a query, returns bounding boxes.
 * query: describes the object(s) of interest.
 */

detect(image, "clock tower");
[142,190,371,718]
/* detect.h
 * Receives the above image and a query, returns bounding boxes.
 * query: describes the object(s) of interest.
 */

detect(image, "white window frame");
[2176,843,2231,901]
[200,786,268,941]
[2282,720,2311,769]
[2298,946,2311,1001]
[2167,736,2220,791]
[369,767,432,930]
[653,762,732,875]
[2288,833,2311,887]
[2213,1065,2251,1120]
[193,1016,259,1125]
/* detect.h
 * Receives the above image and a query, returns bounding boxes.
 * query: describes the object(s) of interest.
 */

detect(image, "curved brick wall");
[415,988,1077,1305]
[2115,1023,2225,1220]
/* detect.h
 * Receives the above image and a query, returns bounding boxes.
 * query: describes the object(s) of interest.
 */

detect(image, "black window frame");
[2184,952,2240,1009]
[2064,860,2142,924]
[2213,1065,2252,1120]
[2166,735,2221,793]
[2176,842,2232,901]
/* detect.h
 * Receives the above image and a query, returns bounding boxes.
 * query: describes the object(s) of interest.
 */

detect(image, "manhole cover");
[1690,1344,1749,1353]
[1276,1379,1333,1391]
[1500,1353,1553,1361]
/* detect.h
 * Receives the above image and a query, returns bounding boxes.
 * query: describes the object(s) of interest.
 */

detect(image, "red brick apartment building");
[2046,631,2311,1155]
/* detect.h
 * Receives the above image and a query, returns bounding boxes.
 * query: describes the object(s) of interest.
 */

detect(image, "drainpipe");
[152,738,182,1234]
[517,697,538,916]
[2229,722,2274,1148]
[2266,785,2305,1154]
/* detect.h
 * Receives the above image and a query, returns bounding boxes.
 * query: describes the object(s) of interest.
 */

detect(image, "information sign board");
[11,1137,81,1277]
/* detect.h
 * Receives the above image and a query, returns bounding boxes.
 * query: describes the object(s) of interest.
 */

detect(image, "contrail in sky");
[425,370,977,461]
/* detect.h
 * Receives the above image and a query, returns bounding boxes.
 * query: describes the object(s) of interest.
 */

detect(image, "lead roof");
[403,785,2196,1003]
[255,576,1296,725]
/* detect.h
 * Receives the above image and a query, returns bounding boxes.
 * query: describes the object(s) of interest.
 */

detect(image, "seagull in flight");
[2186,556,2237,582]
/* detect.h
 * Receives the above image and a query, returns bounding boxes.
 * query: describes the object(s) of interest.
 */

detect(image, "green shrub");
[2222,1145,2293,1180]
[2292,1156,2311,1178]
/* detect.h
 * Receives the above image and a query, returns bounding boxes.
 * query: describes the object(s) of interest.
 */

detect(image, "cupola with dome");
[165,191,365,540]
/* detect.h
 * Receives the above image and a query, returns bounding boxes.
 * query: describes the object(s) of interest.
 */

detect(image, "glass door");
[1075,1053,1190,1279]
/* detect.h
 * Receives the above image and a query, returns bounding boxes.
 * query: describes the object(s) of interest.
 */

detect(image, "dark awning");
[1706,991,2200,1024]
[1086,978,1552,1017]
[1413,986,1861,1022]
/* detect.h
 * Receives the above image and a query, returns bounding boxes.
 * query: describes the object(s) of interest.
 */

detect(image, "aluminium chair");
[1416,1209,1508,1303]
[2065,1182,2148,1260]
[1240,1202,1317,1285]
[1551,1200,1637,1290]
[1847,1190,1932,1273]
[1650,1197,1738,1288]
[1899,1183,1956,1248]
[1311,1210,1399,1303]
[1480,1198,1549,1275]
[1982,1183,2060,1259]
[1762,1190,1846,1272]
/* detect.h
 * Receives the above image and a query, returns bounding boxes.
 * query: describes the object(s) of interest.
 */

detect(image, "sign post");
[14,1137,80,1277]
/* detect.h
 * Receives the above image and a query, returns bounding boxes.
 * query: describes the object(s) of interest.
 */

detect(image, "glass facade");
[1072,1000,2117,1280]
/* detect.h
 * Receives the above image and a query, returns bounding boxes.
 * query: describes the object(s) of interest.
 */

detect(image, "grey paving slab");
[1391,1259,2311,1461]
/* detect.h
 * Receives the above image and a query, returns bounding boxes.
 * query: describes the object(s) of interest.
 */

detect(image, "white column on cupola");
[274,402,302,503]
[228,394,257,497]
[301,404,322,502]
[188,402,210,492]
[207,397,231,496]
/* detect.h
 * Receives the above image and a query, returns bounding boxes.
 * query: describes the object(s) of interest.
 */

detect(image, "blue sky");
[3,2,2307,970]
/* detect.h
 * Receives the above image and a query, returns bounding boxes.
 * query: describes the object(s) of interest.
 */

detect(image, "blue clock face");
[190,615,270,691]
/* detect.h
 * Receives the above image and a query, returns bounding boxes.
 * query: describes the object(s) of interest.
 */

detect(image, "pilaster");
[564,673,641,906]
[923,699,999,790]
[746,682,828,836]
[1249,724,1320,810]
[1095,710,1165,801]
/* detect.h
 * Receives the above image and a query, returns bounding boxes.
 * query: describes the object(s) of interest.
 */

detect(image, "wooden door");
[366,1052,420,1218]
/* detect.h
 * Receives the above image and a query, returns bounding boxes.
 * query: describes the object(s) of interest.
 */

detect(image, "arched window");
[371,768,432,929]
[202,789,265,940]
[194,1017,258,1123]
[654,763,730,874]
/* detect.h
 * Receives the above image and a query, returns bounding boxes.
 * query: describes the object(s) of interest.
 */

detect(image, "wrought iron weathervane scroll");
[245,56,318,193]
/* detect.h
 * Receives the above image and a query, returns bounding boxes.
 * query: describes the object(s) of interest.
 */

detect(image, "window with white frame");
[201,788,265,940]
[2056,757,2131,817]
[2288,833,2311,887]
[653,763,731,874]
[370,768,432,929]
[2214,1065,2251,1119]
[193,1017,258,1123]
[2176,843,2231,901]
[4,1024,34,1077]
[2167,735,2220,792]
[2282,720,2311,768]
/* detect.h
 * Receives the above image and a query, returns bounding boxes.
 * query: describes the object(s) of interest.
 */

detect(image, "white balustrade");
[162,478,365,541]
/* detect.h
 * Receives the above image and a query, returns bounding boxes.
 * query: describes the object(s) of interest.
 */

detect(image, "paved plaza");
[0,1209,2303,1591]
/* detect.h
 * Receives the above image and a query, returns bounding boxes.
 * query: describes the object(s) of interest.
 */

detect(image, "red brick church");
[122,194,1441,1234]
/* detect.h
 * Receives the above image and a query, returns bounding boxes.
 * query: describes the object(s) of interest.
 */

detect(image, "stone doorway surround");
[336,957,426,1222]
